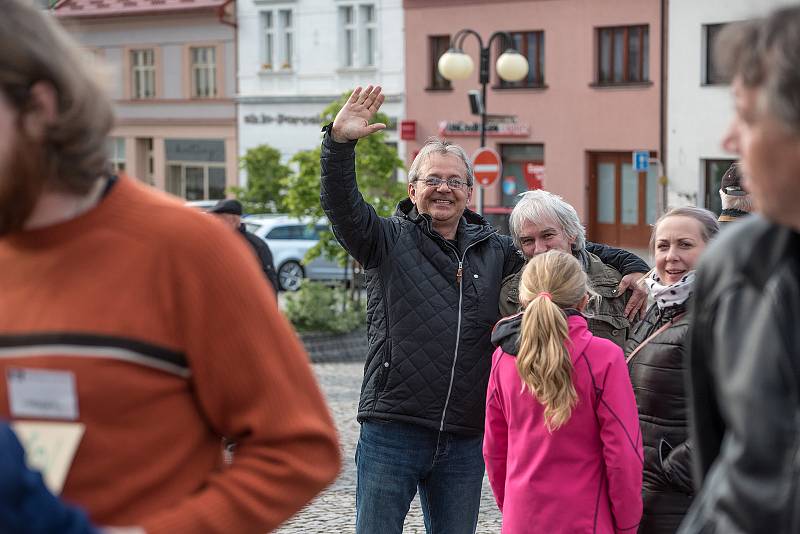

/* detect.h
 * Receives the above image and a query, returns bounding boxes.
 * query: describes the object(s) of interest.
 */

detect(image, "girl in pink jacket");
[485,250,643,533]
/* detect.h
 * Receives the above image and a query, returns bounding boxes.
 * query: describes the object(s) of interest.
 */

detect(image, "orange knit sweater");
[0,176,340,533]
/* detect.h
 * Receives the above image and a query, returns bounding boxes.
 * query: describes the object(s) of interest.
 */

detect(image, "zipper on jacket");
[438,234,494,432]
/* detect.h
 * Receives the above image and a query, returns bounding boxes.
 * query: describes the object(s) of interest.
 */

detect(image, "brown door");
[588,152,656,248]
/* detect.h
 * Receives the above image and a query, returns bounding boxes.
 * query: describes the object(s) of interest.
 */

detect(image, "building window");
[131,48,156,99]
[703,23,728,85]
[108,137,125,173]
[361,5,376,67]
[704,158,736,215]
[597,25,649,84]
[261,9,293,70]
[340,4,377,68]
[428,35,452,90]
[165,139,226,200]
[500,144,545,208]
[497,31,544,88]
[167,165,226,200]
[190,46,217,98]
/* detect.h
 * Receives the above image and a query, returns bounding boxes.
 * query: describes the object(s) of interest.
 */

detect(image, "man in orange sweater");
[0,2,340,533]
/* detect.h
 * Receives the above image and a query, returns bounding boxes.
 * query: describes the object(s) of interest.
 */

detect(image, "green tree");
[282,91,406,266]
[230,144,292,214]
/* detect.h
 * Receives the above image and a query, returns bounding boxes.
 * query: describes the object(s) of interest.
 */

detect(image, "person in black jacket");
[322,85,648,534]
[626,207,719,534]
[210,199,279,293]
[679,6,800,533]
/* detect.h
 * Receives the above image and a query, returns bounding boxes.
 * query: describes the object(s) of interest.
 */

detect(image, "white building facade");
[666,0,795,213]
[237,0,405,182]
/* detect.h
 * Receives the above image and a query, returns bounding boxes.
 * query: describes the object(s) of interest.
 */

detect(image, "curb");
[299,328,368,363]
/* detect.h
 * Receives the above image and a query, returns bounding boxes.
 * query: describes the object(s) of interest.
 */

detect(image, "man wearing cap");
[210,199,279,293]
[717,162,753,226]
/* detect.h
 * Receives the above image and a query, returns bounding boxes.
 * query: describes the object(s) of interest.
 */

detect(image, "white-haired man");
[500,189,649,347]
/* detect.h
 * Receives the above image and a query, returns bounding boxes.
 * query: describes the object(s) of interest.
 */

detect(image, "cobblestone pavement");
[276,362,502,534]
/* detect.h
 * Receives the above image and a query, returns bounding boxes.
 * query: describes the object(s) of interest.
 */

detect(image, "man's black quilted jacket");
[320,132,524,434]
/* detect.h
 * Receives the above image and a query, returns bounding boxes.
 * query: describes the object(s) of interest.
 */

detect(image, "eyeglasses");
[419,177,472,190]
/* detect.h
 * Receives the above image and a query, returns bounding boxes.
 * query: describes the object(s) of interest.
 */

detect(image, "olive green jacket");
[499,250,633,348]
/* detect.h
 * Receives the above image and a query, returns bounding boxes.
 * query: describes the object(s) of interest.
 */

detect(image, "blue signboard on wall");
[633,150,650,172]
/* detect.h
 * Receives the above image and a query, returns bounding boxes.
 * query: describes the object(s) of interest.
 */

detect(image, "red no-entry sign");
[472,147,502,187]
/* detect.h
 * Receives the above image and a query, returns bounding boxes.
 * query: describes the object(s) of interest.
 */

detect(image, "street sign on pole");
[523,162,545,190]
[472,147,502,187]
[633,150,650,172]
[502,176,517,195]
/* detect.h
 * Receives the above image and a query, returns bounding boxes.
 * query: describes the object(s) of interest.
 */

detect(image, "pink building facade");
[404,0,663,248]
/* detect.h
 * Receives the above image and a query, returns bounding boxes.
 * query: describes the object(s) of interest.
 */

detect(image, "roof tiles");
[54,0,228,18]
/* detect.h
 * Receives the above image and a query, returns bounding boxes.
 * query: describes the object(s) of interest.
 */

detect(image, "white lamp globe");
[438,49,474,81]
[496,49,529,82]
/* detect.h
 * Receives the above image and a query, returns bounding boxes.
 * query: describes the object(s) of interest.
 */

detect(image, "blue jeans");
[355,420,485,534]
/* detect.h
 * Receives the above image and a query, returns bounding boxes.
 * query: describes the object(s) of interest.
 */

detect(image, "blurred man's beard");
[0,134,48,237]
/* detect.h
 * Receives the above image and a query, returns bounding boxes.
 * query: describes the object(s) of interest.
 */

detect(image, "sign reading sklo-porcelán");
[472,147,502,187]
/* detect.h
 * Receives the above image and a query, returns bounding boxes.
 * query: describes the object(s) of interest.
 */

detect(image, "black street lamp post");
[438,29,529,215]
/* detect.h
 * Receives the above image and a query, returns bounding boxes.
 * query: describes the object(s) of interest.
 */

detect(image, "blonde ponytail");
[516,250,588,431]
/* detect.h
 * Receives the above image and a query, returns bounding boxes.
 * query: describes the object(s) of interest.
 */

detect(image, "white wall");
[237,0,405,179]
[666,0,795,209]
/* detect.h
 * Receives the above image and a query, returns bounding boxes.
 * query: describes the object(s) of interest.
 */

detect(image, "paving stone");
[275,362,502,533]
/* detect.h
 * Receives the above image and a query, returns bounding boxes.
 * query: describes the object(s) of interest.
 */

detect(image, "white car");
[243,215,348,291]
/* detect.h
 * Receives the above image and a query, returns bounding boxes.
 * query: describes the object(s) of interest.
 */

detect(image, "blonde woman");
[625,207,719,534]
[484,250,643,533]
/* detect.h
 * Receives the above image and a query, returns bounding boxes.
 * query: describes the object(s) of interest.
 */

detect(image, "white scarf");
[644,271,696,310]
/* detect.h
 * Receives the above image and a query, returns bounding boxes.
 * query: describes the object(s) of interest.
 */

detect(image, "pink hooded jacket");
[484,313,643,533]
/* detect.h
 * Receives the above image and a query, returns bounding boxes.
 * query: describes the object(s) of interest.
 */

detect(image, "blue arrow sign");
[633,151,650,172]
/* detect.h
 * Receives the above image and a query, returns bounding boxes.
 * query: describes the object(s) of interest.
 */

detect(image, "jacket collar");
[491,309,587,357]
[718,209,750,222]
[395,198,496,248]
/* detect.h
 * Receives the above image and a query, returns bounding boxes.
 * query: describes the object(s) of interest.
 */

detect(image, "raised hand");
[331,85,386,143]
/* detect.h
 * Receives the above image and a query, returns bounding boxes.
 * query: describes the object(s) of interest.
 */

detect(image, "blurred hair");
[407,137,474,186]
[719,190,754,212]
[517,250,587,432]
[510,189,586,253]
[716,6,800,135]
[649,206,720,252]
[0,0,114,194]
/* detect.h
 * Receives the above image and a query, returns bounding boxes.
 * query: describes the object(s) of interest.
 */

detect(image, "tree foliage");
[230,91,405,272]
[231,144,292,214]
[282,90,406,265]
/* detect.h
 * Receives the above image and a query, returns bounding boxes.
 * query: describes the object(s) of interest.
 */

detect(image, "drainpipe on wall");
[218,0,236,28]
[659,0,668,214]
[217,0,241,189]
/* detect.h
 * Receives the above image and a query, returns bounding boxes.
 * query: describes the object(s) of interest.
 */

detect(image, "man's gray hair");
[509,190,586,252]
[717,5,800,135]
[407,137,474,186]
[719,190,754,212]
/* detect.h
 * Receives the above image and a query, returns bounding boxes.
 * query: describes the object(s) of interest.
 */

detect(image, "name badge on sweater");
[7,368,79,420]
